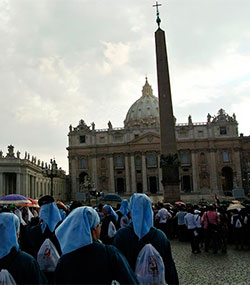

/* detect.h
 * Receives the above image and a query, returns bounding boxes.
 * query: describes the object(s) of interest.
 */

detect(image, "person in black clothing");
[25,195,62,258]
[0,212,47,284]
[55,206,138,284]
[100,204,118,244]
[113,194,179,285]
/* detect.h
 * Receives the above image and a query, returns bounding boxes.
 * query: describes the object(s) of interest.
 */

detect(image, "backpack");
[108,221,117,238]
[0,269,16,285]
[37,238,60,272]
[135,244,166,285]
[120,216,129,228]
[235,218,242,228]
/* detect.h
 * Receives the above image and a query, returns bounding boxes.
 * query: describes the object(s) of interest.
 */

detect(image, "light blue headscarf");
[59,209,67,221]
[0,213,20,259]
[39,202,62,233]
[56,206,100,255]
[119,200,130,216]
[103,204,118,222]
[129,194,153,239]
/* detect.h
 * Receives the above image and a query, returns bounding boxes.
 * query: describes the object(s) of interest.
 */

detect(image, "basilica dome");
[124,78,160,128]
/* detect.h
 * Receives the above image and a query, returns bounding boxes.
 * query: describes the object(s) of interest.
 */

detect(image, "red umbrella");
[175,201,186,206]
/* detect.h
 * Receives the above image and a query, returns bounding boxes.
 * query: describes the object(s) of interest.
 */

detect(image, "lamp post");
[43,159,59,197]
[83,176,96,204]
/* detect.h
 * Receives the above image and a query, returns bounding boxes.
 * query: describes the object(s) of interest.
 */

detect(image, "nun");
[117,200,130,229]
[0,212,47,284]
[54,206,138,284]
[100,204,118,244]
[113,193,179,285]
[25,195,62,258]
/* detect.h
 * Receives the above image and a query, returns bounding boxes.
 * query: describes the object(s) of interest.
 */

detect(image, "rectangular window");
[79,135,86,143]
[115,156,123,167]
[181,153,188,164]
[198,130,204,138]
[147,154,156,167]
[222,151,229,162]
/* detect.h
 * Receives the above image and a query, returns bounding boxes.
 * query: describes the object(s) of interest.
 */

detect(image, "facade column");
[234,149,243,188]
[142,153,148,193]
[16,173,21,194]
[209,150,218,192]
[0,173,4,197]
[109,155,115,193]
[130,154,136,193]
[91,155,98,189]
[125,154,130,193]
[71,157,77,199]
[158,154,163,193]
[191,151,198,192]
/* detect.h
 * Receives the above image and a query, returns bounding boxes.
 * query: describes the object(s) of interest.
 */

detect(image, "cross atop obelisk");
[153,1,162,27]
[154,3,180,202]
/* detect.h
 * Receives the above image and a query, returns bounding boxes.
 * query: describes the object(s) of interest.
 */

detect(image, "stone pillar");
[234,149,243,188]
[158,154,163,193]
[0,173,4,197]
[16,173,21,194]
[71,157,77,199]
[109,155,115,193]
[125,154,130,193]
[142,153,148,193]
[91,155,98,189]
[130,154,136,193]
[209,150,219,192]
[191,151,198,192]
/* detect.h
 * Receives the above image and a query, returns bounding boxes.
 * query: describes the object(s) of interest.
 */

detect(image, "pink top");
[201,211,220,229]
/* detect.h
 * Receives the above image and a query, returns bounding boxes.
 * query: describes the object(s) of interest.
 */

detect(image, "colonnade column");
[130,154,136,193]
[125,153,130,194]
[0,173,4,196]
[191,151,198,192]
[16,173,21,194]
[109,155,115,193]
[142,153,148,193]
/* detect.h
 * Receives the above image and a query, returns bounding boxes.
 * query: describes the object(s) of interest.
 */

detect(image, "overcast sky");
[1,0,250,173]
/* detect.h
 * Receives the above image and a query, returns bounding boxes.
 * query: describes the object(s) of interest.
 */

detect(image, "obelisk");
[154,2,180,202]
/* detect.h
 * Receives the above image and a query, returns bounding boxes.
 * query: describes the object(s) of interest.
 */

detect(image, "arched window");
[135,155,142,167]
[200,152,206,164]
[80,158,87,169]
[101,158,106,168]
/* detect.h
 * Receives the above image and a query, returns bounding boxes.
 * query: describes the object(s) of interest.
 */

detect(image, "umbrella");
[0,194,31,205]
[100,193,122,202]
[227,203,245,211]
[175,201,186,206]
[19,197,40,208]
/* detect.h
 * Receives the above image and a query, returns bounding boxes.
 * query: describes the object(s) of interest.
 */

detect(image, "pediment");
[129,132,160,145]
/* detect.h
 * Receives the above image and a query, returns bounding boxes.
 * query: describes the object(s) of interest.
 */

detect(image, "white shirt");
[194,214,202,228]
[184,213,196,229]
[156,208,172,223]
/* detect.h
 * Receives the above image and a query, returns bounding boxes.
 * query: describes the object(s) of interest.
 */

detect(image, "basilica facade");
[67,79,250,201]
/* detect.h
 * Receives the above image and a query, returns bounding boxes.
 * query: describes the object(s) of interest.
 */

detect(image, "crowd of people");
[0,193,249,284]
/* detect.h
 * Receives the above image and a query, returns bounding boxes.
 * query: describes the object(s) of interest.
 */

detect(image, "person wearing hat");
[0,212,47,284]
[25,195,62,258]
[54,206,138,284]
[113,194,179,285]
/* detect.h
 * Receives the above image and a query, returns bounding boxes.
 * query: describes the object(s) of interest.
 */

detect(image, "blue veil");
[129,194,153,239]
[56,206,100,255]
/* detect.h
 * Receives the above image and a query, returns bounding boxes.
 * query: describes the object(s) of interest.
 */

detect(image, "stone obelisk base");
[163,184,180,203]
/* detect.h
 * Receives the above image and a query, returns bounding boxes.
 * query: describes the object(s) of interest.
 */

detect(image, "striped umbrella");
[0,194,31,205]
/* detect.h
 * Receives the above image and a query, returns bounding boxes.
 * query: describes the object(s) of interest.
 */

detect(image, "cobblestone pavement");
[170,240,250,284]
